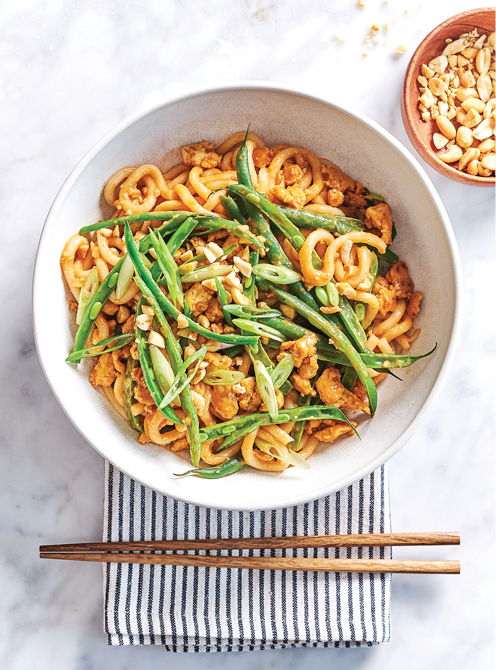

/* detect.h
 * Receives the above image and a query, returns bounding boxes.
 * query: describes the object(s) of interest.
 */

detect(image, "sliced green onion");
[355,303,366,323]
[221,244,238,257]
[178,261,199,274]
[326,282,340,307]
[115,254,134,301]
[222,304,281,319]
[157,346,207,410]
[204,370,245,386]
[253,359,278,419]
[139,252,153,269]
[270,354,295,391]
[314,286,329,307]
[215,277,233,326]
[66,333,134,362]
[361,252,379,291]
[252,263,302,284]
[149,345,175,394]
[232,318,285,343]
[180,263,233,283]
[76,267,99,325]
[255,439,310,470]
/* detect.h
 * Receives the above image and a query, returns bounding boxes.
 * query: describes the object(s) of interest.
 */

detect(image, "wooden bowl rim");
[402,6,496,186]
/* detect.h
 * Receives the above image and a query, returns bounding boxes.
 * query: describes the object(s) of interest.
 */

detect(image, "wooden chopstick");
[39,532,460,574]
[40,532,460,554]
[39,552,460,574]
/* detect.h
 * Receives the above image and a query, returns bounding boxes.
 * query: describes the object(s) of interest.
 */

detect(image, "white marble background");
[1,0,494,668]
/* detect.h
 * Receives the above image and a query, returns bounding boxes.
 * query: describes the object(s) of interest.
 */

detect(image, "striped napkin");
[103,462,391,650]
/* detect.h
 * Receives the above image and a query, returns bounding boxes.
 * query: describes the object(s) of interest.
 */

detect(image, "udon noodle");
[60,131,428,478]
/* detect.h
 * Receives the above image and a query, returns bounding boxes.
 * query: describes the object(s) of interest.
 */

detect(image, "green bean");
[231,139,352,357]
[326,282,339,306]
[234,140,294,268]
[79,211,188,235]
[264,315,436,369]
[231,183,362,239]
[232,318,285,343]
[231,185,307,246]
[148,228,183,307]
[315,286,329,306]
[260,283,377,415]
[124,358,143,432]
[76,267,99,325]
[355,303,366,323]
[134,299,182,425]
[200,405,355,442]
[381,247,398,264]
[126,225,258,346]
[341,367,358,391]
[222,304,281,319]
[277,206,364,236]
[175,455,246,479]
[143,215,196,254]
[193,215,264,248]
[217,345,243,358]
[263,316,353,366]
[71,256,125,359]
[66,333,134,362]
[219,194,249,226]
[230,185,369,349]
[277,205,398,264]
[228,238,277,382]
[290,395,312,451]
[235,128,253,184]
[337,295,368,351]
[71,217,196,361]
[236,185,369,350]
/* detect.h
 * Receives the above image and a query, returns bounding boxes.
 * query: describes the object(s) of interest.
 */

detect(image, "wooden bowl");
[401,7,495,187]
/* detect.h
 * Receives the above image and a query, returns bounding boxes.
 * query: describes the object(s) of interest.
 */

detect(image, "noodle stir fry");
[60,131,433,478]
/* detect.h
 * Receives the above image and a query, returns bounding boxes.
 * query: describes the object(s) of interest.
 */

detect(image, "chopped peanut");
[416,28,495,178]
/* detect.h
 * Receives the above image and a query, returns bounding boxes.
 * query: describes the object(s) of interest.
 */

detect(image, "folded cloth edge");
[103,461,391,651]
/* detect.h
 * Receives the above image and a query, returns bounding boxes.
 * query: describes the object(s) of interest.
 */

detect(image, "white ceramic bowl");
[33,84,460,511]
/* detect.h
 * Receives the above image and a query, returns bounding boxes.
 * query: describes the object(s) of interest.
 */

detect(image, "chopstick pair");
[40,532,460,574]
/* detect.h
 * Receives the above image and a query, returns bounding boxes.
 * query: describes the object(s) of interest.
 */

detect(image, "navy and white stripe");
[103,463,391,650]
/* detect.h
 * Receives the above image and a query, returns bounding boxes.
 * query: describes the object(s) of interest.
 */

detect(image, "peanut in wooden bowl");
[401,7,495,187]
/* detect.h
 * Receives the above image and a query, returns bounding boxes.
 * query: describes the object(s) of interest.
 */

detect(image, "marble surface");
[1,0,494,668]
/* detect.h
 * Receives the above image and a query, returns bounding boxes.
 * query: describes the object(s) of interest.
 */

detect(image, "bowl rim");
[401,6,496,186]
[33,81,462,510]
